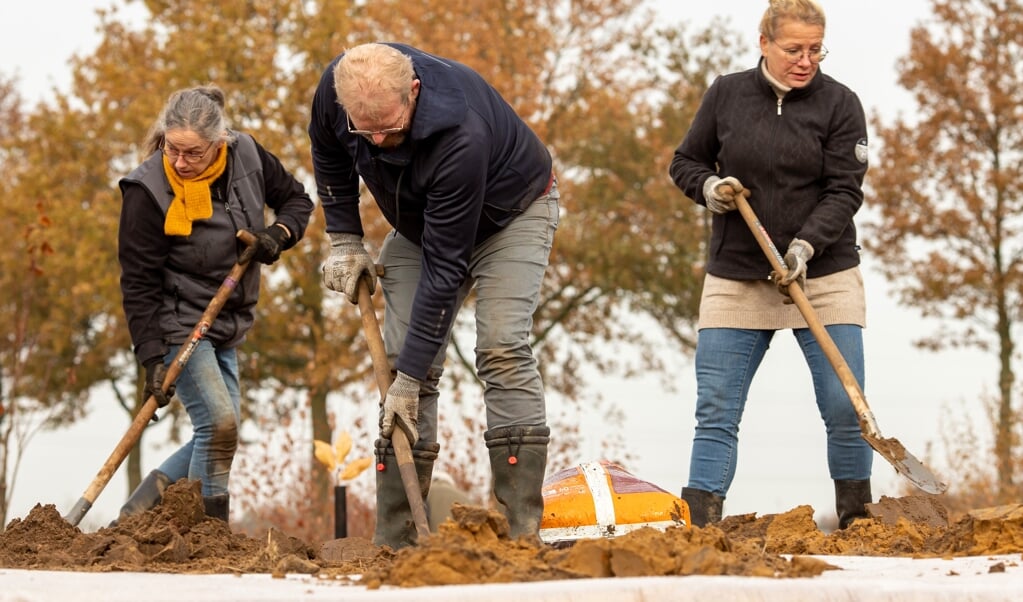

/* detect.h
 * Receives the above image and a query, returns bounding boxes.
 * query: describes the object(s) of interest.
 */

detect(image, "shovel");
[734,192,947,494]
[356,273,432,541]
[64,230,258,527]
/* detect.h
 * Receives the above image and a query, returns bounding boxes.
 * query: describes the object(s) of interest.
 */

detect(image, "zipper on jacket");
[235,184,255,229]
[777,97,783,116]
[215,185,241,234]
[394,167,406,229]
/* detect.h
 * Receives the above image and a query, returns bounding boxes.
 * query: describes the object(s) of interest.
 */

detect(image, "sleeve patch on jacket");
[855,138,869,164]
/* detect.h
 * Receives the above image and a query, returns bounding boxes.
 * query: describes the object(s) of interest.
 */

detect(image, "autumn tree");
[0,75,35,525]
[1,0,735,534]
[0,72,134,525]
[866,0,1023,502]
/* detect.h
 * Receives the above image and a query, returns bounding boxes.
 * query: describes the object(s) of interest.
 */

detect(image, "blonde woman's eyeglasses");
[771,40,829,64]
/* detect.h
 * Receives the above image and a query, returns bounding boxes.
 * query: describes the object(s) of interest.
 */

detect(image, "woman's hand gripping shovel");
[734,191,947,494]
[64,230,259,527]
[356,271,432,541]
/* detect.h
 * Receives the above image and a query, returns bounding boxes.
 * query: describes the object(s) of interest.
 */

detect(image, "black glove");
[251,224,291,265]
[144,360,175,408]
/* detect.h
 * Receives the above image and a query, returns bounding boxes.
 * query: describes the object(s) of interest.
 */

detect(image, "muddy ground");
[2,480,1022,589]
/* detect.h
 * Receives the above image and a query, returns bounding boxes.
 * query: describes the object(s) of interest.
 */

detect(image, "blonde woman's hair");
[333,43,416,119]
[759,0,826,40]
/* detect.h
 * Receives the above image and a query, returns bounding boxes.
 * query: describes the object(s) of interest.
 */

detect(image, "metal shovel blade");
[734,192,947,495]
[862,432,947,494]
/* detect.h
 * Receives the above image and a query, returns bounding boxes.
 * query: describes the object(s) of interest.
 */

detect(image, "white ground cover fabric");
[2,553,1021,601]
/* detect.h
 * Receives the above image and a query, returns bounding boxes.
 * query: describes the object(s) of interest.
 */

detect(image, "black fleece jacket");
[670,59,868,281]
[119,134,313,367]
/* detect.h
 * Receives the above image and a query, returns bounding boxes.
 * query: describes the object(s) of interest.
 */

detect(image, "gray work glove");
[773,238,814,298]
[702,176,744,214]
[143,359,175,408]
[381,371,421,444]
[323,232,376,304]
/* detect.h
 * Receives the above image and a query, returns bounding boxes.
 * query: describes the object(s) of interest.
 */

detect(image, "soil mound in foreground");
[2,481,1022,589]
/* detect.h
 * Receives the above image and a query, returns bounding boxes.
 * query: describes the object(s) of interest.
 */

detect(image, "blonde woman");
[669,0,872,529]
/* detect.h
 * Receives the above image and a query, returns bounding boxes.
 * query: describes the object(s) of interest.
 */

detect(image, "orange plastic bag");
[539,460,690,543]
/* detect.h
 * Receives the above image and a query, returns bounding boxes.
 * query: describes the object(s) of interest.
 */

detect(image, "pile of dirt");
[716,500,1023,558]
[0,480,299,574]
[2,480,1023,589]
[352,504,834,587]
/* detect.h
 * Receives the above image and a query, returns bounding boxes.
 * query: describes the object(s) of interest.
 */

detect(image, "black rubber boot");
[485,425,550,541]
[203,494,230,524]
[680,487,725,528]
[835,479,872,529]
[109,469,172,527]
[372,437,441,549]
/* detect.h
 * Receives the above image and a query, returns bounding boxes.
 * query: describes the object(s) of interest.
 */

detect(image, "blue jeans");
[156,339,241,496]
[687,325,872,497]
[377,190,560,444]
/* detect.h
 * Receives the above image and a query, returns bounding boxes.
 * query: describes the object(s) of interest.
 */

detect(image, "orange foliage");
[866,0,1023,501]
[1,0,742,529]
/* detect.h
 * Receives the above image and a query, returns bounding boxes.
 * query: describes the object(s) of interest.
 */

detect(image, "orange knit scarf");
[162,143,228,236]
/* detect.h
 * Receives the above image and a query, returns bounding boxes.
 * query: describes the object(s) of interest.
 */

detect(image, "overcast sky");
[3,0,984,530]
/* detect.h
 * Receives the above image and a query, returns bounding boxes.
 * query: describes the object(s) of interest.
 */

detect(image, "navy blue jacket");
[309,43,552,379]
[670,60,868,280]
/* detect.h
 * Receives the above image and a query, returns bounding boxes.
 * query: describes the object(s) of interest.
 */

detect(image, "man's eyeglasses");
[162,140,215,164]
[347,102,410,138]
[771,40,829,64]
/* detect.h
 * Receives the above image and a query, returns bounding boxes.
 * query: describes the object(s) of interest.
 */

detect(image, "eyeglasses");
[347,102,410,138]
[771,40,829,64]
[162,140,216,164]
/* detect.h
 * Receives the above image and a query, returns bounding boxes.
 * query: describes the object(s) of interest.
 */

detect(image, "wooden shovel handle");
[64,230,258,527]
[733,192,949,494]
[733,193,882,438]
[357,275,432,541]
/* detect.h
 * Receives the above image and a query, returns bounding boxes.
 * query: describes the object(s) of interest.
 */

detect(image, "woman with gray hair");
[114,84,313,525]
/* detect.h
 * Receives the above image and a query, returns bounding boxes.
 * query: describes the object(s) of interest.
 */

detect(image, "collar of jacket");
[753,56,821,102]
[380,43,470,140]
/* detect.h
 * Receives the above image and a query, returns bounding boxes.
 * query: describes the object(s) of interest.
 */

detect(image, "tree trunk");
[996,301,1014,500]
[0,451,7,527]
[309,384,332,538]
